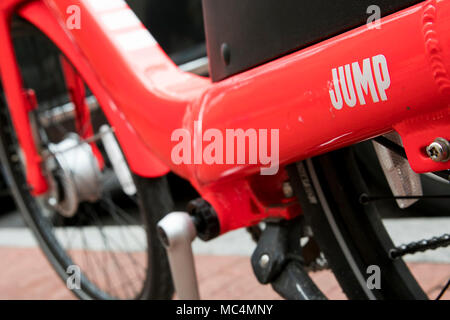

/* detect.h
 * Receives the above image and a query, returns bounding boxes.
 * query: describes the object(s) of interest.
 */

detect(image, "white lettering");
[330,55,390,109]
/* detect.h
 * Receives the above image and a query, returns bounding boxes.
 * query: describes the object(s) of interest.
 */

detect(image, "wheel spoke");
[83,203,144,298]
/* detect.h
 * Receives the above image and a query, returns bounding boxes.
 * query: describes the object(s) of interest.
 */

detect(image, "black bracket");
[251,222,291,284]
[250,218,326,300]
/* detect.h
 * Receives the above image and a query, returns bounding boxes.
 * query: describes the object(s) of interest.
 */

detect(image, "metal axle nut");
[426,138,450,163]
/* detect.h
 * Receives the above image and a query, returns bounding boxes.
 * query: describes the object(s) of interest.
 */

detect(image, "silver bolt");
[282,181,294,198]
[426,138,450,162]
[259,254,270,268]
[48,197,57,207]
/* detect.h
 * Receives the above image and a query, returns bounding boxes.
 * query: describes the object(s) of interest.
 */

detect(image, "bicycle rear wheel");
[0,20,174,300]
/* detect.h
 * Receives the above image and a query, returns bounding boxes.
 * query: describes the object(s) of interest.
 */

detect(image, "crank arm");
[157,212,200,300]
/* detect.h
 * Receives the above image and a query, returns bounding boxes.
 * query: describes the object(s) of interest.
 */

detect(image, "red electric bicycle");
[0,0,448,300]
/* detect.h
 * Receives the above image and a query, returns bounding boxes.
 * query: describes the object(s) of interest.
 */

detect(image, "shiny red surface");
[0,4,48,194]
[60,55,104,169]
[0,0,449,233]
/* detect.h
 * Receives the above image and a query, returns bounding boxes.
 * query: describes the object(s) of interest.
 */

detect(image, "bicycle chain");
[389,233,450,259]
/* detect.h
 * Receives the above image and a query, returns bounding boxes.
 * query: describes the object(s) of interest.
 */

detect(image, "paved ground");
[1,216,449,263]
[0,211,448,300]
[0,246,448,300]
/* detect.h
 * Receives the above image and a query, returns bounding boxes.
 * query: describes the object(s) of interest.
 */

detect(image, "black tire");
[131,175,175,300]
[289,146,431,300]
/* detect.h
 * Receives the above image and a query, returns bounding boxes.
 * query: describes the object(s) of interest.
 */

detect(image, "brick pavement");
[0,247,447,300]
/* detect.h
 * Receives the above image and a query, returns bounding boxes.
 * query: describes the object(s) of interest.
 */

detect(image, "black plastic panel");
[202,0,423,82]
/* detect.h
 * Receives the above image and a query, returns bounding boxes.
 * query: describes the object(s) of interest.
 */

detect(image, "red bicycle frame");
[0,0,449,235]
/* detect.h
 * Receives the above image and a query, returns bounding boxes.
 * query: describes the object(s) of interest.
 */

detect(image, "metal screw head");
[259,254,270,268]
[48,197,57,207]
[282,181,294,198]
[221,43,231,66]
[426,138,450,162]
